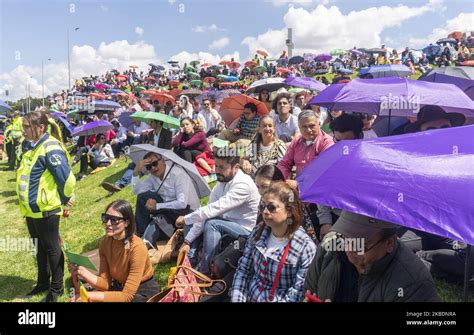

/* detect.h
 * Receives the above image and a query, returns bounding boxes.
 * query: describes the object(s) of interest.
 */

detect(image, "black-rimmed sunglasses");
[259,202,279,213]
[145,159,161,170]
[101,213,125,226]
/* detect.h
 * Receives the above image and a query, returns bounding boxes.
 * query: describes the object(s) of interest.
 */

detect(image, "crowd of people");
[1,38,473,303]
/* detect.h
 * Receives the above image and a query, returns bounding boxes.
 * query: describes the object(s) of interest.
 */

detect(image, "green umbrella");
[67,108,80,116]
[187,72,201,80]
[330,48,345,56]
[190,60,200,67]
[130,111,149,119]
[144,112,180,129]
[217,74,228,80]
[134,86,146,92]
[253,66,267,74]
[189,79,202,87]
[288,88,310,94]
[184,66,196,73]
[265,57,276,62]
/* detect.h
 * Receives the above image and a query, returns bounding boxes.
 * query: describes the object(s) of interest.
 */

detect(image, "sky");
[0,0,473,101]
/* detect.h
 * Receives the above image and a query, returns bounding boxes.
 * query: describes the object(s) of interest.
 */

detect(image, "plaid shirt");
[231,225,317,302]
[236,115,261,139]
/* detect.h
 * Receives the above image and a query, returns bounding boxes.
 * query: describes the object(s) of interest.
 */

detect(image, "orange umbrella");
[201,63,212,68]
[167,88,182,99]
[219,60,232,66]
[230,61,240,68]
[150,93,176,105]
[145,76,157,82]
[245,60,257,68]
[256,50,269,57]
[129,65,139,69]
[141,89,160,96]
[276,67,291,74]
[203,77,216,83]
[219,94,269,126]
[116,74,128,81]
[168,80,180,87]
[89,92,106,100]
[219,82,238,88]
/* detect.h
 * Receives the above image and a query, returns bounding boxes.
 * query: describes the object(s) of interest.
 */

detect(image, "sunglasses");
[145,159,161,170]
[259,202,279,213]
[101,213,125,226]
[204,103,210,106]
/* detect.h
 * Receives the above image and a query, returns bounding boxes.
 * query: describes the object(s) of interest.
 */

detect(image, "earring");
[287,218,293,226]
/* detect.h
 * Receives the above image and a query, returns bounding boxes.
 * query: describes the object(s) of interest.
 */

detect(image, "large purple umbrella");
[309,77,474,117]
[71,120,113,137]
[314,54,332,62]
[297,125,474,245]
[285,77,326,92]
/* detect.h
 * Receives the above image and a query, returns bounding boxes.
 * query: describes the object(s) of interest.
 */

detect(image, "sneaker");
[77,174,87,181]
[26,285,50,297]
[101,182,123,193]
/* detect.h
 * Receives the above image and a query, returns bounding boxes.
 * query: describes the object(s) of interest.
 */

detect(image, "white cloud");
[272,0,332,7]
[135,26,144,37]
[209,37,230,50]
[168,0,177,4]
[192,24,226,33]
[0,40,162,101]
[409,12,474,47]
[242,1,443,57]
[100,5,108,12]
[169,51,240,68]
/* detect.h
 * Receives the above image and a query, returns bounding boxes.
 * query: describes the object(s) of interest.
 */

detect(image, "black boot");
[26,285,50,297]
[40,290,63,303]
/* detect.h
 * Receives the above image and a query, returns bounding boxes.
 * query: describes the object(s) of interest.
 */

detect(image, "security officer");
[9,111,23,169]
[17,109,76,302]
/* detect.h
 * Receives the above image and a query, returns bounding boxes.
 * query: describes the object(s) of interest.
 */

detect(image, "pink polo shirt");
[277,131,334,179]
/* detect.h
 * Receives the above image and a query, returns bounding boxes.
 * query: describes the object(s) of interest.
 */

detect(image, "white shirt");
[152,129,161,147]
[128,122,149,138]
[88,143,114,162]
[262,233,288,259]
[184,169,260,243]
[131,162,201,211]
[274,114,300,138]
[115,126,128,143]
[197,108,221,133]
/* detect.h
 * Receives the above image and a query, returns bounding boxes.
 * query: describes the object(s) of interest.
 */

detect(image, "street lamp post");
[67,27,79,92]
[41,58,51,107]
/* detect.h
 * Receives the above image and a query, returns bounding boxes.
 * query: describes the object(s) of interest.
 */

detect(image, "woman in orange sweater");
[69,200,160,302]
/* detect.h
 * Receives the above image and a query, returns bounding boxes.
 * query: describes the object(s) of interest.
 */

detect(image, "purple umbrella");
[297,125,474,245]
[51,111,67,120]
[71,120,113,137]
[309,77,474,117]
[303,53,316,62]
[314,54,332,62]
[285,77,326,92]
[118,111,134,129]
[419,73,474,100]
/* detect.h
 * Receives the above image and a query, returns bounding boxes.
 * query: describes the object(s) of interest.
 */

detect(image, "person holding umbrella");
[218,102,261,146]
[78,132,114,180]
[18,109,76,302]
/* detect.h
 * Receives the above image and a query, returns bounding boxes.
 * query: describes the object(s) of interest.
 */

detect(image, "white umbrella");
[245,77,288,94]
[128,144,211,198]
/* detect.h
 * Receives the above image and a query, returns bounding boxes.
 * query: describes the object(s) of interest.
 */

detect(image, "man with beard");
[176,147,260,275]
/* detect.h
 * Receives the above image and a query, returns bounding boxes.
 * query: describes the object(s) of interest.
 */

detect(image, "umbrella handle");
[464,244,472,302]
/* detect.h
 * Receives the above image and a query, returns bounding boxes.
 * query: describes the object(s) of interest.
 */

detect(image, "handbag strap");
[269,241,291,301]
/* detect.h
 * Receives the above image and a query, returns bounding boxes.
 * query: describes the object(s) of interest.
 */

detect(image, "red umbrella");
[219,82,238,88]
[256,49,269,57]
[245,60,257,68]
[145,76,157,82]
[168,80,180,87]
[141,89,160,96]
[219,60,233,66]
[276,67,291,74]
[150,93,176,105]
[129,65,139,69]
[201,63,212,68]
[230,61,240,68]
[116,74,128,81]
[219,94,269,126]
[203,77,216,83]
[167,89,182,99]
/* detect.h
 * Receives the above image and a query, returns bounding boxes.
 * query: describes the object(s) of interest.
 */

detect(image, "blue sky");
[0,0,473,100]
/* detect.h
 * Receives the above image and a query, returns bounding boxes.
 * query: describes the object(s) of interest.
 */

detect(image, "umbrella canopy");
[219,94,269,126]
[0,99,12,114]
[436,37,457,45]
[167,88,182,99]
[217,74,228,80]
[419,66,474,81]
[71,120,113,137]
[184,66,196,73]
[139,112,180,129]
[141,89,160,96]
[419,74,474,100]
[214,89,242,103]
[245,77,288,94]
[308,77,474,117]
[252,66,267,74]
[256,50,269,57]
[200,63,212,68]
[358,64,412,78]
[134,86,146,92]
[95,83,108,90]
[349,49,365,56]
[90,100,121,111]
[89,92,107,100]
[303,53,317,61]
[129,65,139,69]
[289,56,304,65]
[150,93,176,105]
[109,88,125,95]
[224,76,239,82]
[297,125,474,245]
[178,88,203,97]
[284,77,326,92]
[203,77,216,83]
[187,72,201,80]
[51,111,67,120]
[219,82,238,88]
[330,48,345,56]
[276,67,291,74]
[314,54,332,62]
[245,60,257,68]
[128,144,211,198]
[118,111,134,128]
[190,60,200,67]
[168,80,180,87]
[116,74,128,81]
[460,60,474,67]
[337,68,353,74]
[189,80,202,87]
[422,44,442,57]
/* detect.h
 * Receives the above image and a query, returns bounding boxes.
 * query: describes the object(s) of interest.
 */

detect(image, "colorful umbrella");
[203,77,216,83]
[276,67,291,74]
[190,60,200,67]
[358,64,412,78]
[252,66,267,74]
[224,76,239,82]
[134,86,146,92]
[284,77,326,92]
[314,54,332,62]
[150,93,176,105]
[145,76,157,82]
[141,89,160,96]
[245,77,287,94]
[289,56,304,65]
[245,60,257,68]
[200,63,212,68]
[219,60,233,67]
[95,83,107,90]
[116,75,128,81]
[89,92,107,100]
[184,66,196,73]
[90,100,121,111]
[189,80,202,87]
[129,65,139,69]
[297,125,474,246]
[168,80,180,87]
[187,72,201,80]
[309,77,474,117]
[419,74,474,100]
[132,111,180,129]
[219,82,238,88]
[330,48,345,56]
[0,99,12,114]
[217,74,228,80]
[419,66,474,81]
[219,94,269,126]
[167,88,182,99]
[256,50,269,57]
[71,120,113,137]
